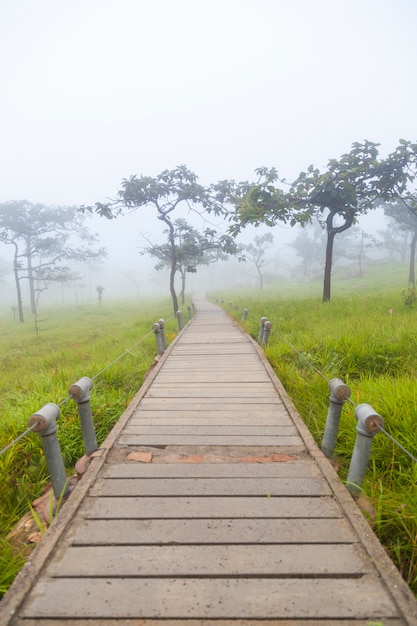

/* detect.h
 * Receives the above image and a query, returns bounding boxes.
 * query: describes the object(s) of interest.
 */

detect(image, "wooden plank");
[67,517,357,546]
[163,360,263,367]
[129,415,292,425]
[20,577,399,620]
[47,544,366,577]
[122,425,298,436]
[138,398,284,407]
[102,462,315,478]
[146,387,279,398]
[13,617,404,626]
[172,345,254,352]
[90,476,331,497]
[82,495,341,519]
[152,374,271,382]
[117,434,303,446]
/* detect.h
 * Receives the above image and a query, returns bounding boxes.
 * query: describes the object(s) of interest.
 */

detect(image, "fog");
[0,0,416,307]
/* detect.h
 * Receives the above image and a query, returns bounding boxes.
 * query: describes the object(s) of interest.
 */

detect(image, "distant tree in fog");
[377,222,409,263]
[336,226,379,277]
[83,166,239,314]
[383,200,417,285]
[96,284,104,306]
[289,221,325,279]
[0,201,106,322]
[243,232,273,289]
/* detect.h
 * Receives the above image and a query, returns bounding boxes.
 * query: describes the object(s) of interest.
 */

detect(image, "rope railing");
[0,309,189,500]
[238,306,417,496]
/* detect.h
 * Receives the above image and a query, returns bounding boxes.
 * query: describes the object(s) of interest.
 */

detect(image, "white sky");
[1,0,416,205]
[0,0,416,284]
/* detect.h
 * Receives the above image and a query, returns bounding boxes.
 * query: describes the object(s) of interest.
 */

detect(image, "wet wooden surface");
[2,299,417,625]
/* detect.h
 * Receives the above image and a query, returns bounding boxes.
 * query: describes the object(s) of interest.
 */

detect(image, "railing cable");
[91,329,154,381]
[0,423,39,456]
[377,424,417,464]
[269,327,329,383]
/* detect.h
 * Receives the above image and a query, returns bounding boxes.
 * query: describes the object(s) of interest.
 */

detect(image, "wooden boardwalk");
[2,298,417,625]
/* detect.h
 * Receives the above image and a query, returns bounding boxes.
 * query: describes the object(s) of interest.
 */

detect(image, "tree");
[83,165,237,314]
[96,285,105,306]
[289,220,326,279]
[336,226,379,278]
[383,200,417,285]
[0,201,106,322]
[142,218,238,305]
[228,141,417,302]
[243,232,273,289]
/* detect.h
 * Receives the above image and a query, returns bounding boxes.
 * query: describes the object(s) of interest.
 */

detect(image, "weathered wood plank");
[171,346,255,353]
[117,434,303,446]
[13,618,404,626]
[90,476,330,497]
[122,425,298,436]
[66,517,356,546]
[20,577,399,620]
[129,414,292,425]
[146,386,277,398]
[138,397,284,406]
[102,462,315,478]
[153,374,271,382]
[82,495,341,519]
[47,544,366,577]
[162,358,262,366]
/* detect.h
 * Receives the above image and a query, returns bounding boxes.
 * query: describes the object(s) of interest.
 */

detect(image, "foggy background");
[1,0,416,306]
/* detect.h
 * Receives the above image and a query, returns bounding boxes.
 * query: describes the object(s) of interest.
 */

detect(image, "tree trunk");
[256,263,263,290]
[409,231,417,286]
[166,222,179,314]
[26,236,37,315]
[180,269,186,305]
[323,209,355,303]
[323,229,335,302]
[12,242,24,323]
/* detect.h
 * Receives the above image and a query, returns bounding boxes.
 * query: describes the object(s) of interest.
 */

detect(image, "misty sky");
[1,0,417,275]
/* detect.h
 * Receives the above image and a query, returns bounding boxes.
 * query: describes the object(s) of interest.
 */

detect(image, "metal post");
[68,377,98,455]
[242,308,248,321]
[187,305,192,321]
[258,317,267,344]
[321,378,351,458]
[347,403,384,495]
[28,403,69,500]
[262,321,272,346]
[153,322,164,354]
[158,318,167,350]
[176,310,184,330]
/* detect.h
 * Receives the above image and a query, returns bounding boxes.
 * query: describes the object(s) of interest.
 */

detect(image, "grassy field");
[0,297,181,597]
[2,259,417,598]
[210,260,417,594]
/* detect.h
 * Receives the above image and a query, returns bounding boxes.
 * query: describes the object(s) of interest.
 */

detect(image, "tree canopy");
[83,165,238,313]
[0,201,106,322]
[227,140,417,301]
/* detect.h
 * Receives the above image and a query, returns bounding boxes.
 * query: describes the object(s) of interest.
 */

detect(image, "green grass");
[210,267,417,594]
[0,297,181,597]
